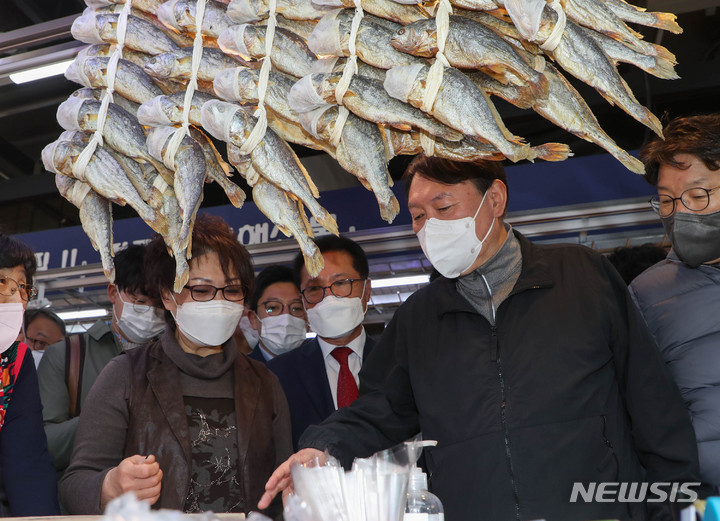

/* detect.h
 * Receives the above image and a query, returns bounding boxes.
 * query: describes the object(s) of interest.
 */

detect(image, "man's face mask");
[662,208,720,267]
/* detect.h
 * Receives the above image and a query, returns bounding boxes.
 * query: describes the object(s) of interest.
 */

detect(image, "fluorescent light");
[370,292,416,306]
[9,59,75,84]
[57,308,109,321]
[306,332,317,339]
[371,275,430,289]
[66,323,96,334]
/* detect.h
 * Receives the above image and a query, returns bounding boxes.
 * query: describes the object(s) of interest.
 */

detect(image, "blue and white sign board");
[15,151,655,272]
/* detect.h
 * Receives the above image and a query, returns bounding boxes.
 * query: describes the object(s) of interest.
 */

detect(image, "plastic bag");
[288,74,330,114]
[200,99,246,144]
[227,0,267,23]
[504,0,545,41]
[213,67,256,103]
[56,97,87,132]
[137,96,174,127]
[298,105,335,139]
[383,64,424,103]
[218,25,252,60]
[156,0,183,33]
[71,11,105,44]
[307,9,344,56]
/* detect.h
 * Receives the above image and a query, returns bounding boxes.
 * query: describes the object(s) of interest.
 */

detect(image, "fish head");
[71,87,102,101]
[157,0,185,33]
[143,53,177,79]
[96,14,119,42]
[137,96,177,126]
[42,140,77,175]
[174,1,198,32]
[391,22,437,58]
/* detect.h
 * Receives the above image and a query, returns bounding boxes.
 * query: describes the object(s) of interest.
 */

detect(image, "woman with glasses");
[60,215,292,519]
[247,265,308,363]
[0,234,60,516]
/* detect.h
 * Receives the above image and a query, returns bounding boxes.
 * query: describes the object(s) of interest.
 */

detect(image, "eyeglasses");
[119,294,161,313]
[25,336,50,351]
[0,275,37,301]
[301,279,365,304]
[650,187,720,217]
[260,300,305,317]
[184,284,245,302]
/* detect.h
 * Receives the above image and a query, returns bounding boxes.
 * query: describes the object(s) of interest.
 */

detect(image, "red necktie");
[331,347,359,408]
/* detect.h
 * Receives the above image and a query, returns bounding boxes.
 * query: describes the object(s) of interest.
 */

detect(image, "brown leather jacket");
[123,341,291,517]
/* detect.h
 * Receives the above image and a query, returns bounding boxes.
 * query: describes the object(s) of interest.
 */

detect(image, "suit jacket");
[267,335,375,450]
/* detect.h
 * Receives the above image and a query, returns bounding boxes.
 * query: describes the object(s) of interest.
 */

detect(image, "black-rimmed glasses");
[260,300,305,317]
[301,279,365,304]
[0,275,37,301]
[184,284,245,302]
[650,187,720,217]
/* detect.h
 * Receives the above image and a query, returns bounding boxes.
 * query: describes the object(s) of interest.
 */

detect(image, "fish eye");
[398,28,405,35]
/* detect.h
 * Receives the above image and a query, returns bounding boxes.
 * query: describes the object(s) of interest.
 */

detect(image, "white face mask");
[259,314,307,356]
[0,302,24,354]
[306,284,367,339]
[114,295,166,344]
[171,297,244,348]
[239,314,259,349]
[417,190,496,279]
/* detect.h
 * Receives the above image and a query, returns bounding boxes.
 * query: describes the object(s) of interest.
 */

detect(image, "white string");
[153,174,170,193]
[70,181,93,207]
[330,106,350,146]
[238,0,276,155]
[540,0,566,52]
[72,0,133,178]
[328,0,364,145]
[163,0,207,169]
[421,0,451,113]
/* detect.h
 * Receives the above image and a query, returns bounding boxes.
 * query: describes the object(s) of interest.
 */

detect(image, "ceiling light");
[57,308,109,321]
[9,59,75,84]
[371,274,430,289]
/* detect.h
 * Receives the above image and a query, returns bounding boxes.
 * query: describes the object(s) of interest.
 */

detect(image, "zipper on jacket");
[495,327,521,521]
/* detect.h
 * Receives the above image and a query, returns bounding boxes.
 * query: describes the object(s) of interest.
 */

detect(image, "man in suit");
[246,265,308,363]
[267,235,374,449]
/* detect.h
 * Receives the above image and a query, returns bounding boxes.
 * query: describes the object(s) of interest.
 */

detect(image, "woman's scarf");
[0,341,28,430]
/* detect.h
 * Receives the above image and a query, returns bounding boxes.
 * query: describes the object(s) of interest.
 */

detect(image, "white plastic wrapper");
[383,64,424,102]
[156,0,182,32]
[226,0,265,23]
[312,56,340,74]
[65,56,92,88]
[504,0,545,41]
[56,97,87,132]
[213,68,245,102]
[288,74,329,114]
[146,125,176,163]
[41,141,61,175]
[84,0,114,8]
[200,99,244,144]
[388,0,423,5]
[137,96,173,127]
[308,9,343,56]
[218,25,251,60]
[298,105,334,139]
[71,12,104,44]
[311,0,344,8]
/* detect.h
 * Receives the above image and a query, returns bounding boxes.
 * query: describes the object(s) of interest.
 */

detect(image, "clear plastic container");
[404,465,444,521]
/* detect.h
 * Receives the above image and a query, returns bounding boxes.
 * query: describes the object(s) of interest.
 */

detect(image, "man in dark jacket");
[629,114,720,489]
[260,157,700,521]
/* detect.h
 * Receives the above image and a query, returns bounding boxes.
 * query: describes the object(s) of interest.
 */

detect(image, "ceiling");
[1,0,720,238]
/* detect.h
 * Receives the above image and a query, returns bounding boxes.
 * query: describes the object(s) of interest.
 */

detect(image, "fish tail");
[173,251,190,293]
[653,13,682,34]
[302,244,325,279]
[532,143,573,162]
[647,57,680,80]
[379,195,401,224]
[649,43,677,64]
[313,207,339,236]
[223,182,246,208]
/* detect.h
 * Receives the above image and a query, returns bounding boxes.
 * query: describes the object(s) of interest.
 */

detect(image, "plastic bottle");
[404,464,444,521]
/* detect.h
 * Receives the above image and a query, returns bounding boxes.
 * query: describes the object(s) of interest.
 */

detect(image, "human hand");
[257,448,325,510]
[101,454,163,508]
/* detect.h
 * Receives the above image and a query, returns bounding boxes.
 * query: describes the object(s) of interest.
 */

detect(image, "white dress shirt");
[318,328,367,409]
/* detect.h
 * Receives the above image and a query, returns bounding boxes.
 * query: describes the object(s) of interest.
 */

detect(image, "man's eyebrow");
[409,192,454,209]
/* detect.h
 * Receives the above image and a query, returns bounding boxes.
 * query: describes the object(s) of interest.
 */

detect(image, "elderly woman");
[0,234,60,516]
[60,215,292,518]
